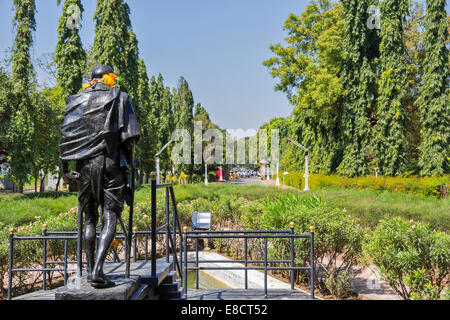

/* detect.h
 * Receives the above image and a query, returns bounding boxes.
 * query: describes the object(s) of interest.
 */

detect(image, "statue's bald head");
[91,65,115,80]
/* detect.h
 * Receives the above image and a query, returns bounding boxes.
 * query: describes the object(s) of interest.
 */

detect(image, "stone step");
[161,271,177,285]
[129,284,150,300]
[159,286,184,300]
[157,279,181,294]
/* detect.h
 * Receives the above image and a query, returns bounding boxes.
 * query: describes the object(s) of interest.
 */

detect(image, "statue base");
[55,260,173,300]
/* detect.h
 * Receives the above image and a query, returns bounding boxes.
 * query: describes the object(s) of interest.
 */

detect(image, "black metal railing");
[7,174,185,300]
[183,225,315,300]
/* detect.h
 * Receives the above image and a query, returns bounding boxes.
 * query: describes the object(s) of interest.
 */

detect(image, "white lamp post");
[155,139,174,185]
[155,157,160,185]
[205,156,213,186]
[303,155,310,191]
[276,162,280,186]
[219,166,223,182]
[283,172,289,184]
[287,138,310,192]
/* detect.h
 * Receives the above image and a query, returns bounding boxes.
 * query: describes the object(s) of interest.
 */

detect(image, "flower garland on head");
[82,72,118,90]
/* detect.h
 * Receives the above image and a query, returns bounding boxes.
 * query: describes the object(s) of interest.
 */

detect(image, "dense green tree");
[416,0,449,176]
[403,1,426,167]
[337,0,378,176]
[376,0,409,176]
[7,0,37,191]
[55,0,86,99]
[173,77,194,175]
[134,60,153,179]
[264,0,345,174]
[93,0,139,101]
[158,80,174,176]
[0,68,14,164]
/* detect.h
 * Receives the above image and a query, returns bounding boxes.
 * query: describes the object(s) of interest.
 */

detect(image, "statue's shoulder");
[65,92,86,110]
[118,90,130,101]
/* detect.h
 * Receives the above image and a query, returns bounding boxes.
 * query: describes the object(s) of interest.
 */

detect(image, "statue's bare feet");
[90,274,115,289]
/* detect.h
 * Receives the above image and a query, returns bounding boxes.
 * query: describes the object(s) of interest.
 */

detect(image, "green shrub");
[364,216,449,300]
[208,171,217,182]
[191,174,202,184]
[242,193,365,295]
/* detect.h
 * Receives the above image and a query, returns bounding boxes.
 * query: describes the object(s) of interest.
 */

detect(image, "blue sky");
[0,0,310,134]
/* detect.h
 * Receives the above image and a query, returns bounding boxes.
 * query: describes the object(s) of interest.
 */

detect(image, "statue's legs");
[90,153,125,288]
[84,201,98,281]
[92,208,117,284]
[78,152,125,288]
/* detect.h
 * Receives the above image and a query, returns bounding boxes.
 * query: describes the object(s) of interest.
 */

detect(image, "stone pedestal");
[54,260,173,300]
[55,275,141,300]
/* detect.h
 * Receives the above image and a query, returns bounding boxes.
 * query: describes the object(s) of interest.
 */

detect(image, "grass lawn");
[0,183,448,231]
[298,187,449,232]
[0,184,298,228]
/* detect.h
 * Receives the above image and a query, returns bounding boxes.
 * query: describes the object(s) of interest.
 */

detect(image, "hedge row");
[279,173,449,197]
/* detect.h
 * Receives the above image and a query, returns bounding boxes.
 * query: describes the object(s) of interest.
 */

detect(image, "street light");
[204,156,213,186]
[287,138,310,191]
[283,171,289,184]
[276,162,280,186]
[155,139,173,185]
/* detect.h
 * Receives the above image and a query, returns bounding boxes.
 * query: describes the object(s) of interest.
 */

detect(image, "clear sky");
[0,0,311,135]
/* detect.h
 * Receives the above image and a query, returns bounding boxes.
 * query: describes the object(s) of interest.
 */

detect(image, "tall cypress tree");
[135,59,153,179]
[416,0,449,176]
[376,0,409,176]
[338,0,377,176]
[157,76,174,175]
[7,0,37,191]
[55,0,86,99]
[93,0,139,101]
[174,77,194,175]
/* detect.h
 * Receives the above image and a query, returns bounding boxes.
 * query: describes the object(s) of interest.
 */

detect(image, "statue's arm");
[61,161,81,184]
[122,139,139,169]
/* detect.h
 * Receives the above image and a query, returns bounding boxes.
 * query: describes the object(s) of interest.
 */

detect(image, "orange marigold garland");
[82,72,117,90]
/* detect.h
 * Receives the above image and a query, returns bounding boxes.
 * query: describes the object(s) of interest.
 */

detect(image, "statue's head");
[91,65,115,80]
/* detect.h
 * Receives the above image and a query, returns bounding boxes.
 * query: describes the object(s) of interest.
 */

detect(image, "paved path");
[187,289,314,300]
[220,176,271,186]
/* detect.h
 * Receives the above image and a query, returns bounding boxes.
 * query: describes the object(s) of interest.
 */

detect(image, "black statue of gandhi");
[59,65,141,288]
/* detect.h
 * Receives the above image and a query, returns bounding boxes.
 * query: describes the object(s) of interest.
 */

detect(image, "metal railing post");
[195,237,199,289]
[133,227,138,262]
[264,237,268,299]
[165,187,170,263]
[63,240,68,286]
[290,222,295,290]
[151,172,157,277]
[77,203,83,277]
[172,190,177,272]
[126,168,136,279]
[42,224,48,291]
[183,227,188,299]
[310,226,315,299]
[244,237,248,290]
[145,233,149,262]
[8,229,14,300]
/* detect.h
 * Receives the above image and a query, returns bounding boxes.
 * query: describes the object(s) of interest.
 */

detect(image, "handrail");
[183,226,315,300]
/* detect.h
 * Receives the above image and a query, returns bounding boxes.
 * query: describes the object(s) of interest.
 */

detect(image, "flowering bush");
[276,173,449,198]
[364,216,449,300]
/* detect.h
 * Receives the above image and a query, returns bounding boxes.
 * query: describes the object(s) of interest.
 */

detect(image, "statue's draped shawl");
[59,83,141,165]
